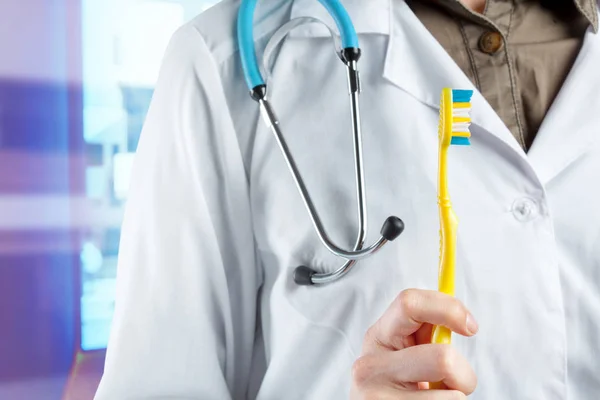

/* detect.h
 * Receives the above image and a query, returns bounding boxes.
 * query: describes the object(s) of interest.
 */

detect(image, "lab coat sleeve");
[94,25,261,400]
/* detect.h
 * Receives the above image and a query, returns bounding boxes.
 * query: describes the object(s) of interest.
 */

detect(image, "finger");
[364,289,478,353]
[364,344,477,395]
[356,387,466,400]
[402,390,468,399]
[352,385,408,400]
[414,323,433,346]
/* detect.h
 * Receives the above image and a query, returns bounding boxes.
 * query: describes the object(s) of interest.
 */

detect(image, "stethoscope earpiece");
[293,266,316,286]
[381,216,405,241]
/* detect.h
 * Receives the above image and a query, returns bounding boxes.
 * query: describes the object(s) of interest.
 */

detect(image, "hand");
[350,289,478,399]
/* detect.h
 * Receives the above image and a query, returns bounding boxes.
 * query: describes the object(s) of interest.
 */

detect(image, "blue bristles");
[450,136,471,146]
[451,89,473,103]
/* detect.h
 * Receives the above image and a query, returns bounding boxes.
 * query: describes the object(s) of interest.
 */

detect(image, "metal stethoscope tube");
[258,57,405,285]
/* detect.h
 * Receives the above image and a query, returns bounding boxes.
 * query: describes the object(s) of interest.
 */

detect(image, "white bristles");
[452,123,471,132]
[453,109,471,117]
[452,106,471,132]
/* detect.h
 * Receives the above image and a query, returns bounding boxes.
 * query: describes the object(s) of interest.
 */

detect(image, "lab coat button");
[512,198,538,222]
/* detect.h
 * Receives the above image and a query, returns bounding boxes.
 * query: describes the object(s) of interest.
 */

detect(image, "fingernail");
[466,313,479,335]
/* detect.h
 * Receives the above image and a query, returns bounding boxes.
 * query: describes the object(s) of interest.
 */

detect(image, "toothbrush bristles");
[450,89,473,145]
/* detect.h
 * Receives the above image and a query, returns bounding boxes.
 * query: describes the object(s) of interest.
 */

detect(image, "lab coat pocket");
[282,254,398,353]
[279,196,442,354]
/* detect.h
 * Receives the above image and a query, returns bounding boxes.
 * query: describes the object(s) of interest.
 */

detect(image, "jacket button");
[479,31,504,54]
[512,198,538,222]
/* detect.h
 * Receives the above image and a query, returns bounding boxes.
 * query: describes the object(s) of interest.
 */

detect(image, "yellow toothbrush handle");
[433,205,458,330]
[429,203,457,390]
[431,325,453,344]
[430,87,470,390]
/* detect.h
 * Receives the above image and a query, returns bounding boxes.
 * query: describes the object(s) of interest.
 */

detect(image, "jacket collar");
[289,0,522,154]
[419,0,599,33]
[574,0,599,32]
[382,0,525,157]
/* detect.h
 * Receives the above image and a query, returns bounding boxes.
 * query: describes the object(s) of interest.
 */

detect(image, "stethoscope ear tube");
[237,0,263,90]
[238,0,361,95]
[316,0,359,48]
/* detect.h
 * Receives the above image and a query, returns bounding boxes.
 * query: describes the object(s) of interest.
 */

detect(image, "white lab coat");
[94,0,600,399]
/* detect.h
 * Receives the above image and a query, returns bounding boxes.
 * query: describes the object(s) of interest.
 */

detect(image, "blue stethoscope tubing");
[237,0,405,285]
[238,0,359,90]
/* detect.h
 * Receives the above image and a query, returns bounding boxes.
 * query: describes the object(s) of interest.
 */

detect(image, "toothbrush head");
[439,88,473,147]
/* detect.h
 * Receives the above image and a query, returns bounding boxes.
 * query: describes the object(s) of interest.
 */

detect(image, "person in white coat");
[95,0,600,398]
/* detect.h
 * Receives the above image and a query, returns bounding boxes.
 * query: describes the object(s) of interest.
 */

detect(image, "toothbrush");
[430,88,473,390]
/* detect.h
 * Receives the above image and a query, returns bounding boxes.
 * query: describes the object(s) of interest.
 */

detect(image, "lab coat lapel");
[289,0,527,158]
[527,25,600,185]
[383,1,526,159]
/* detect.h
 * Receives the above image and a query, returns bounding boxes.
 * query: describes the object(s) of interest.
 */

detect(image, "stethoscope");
[237,0,405,286]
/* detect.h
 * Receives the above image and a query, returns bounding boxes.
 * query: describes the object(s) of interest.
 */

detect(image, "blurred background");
[0,0,220,398]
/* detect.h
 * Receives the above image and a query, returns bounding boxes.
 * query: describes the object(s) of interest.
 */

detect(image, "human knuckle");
[397,288,420,315]
[436,345,459,375]
[352,355,377,386]
[364,325,378,344]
